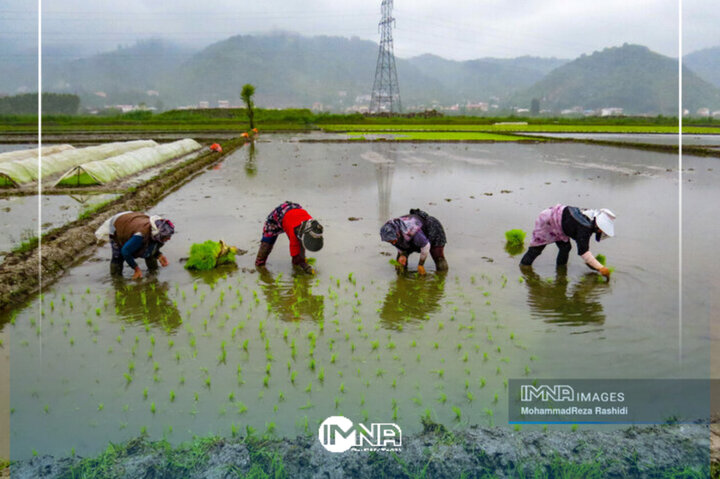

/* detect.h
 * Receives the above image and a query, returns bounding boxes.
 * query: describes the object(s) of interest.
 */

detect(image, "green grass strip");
[325,124,720,134]
[346,131,533,141]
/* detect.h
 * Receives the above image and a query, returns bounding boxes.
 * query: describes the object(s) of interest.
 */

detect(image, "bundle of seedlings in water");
[504,229,527,256]
[184,240,240,271]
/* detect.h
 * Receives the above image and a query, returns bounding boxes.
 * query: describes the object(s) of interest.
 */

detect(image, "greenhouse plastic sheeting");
[0,144,75,164]
[0,162,35,186]
[0,140,156,187]
[55,139,202,186]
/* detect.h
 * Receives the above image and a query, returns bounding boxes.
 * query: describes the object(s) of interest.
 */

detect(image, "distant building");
[697,107,710,117]
[712,110,720,118]
[347,105,369,113]
[561,106,583,115]
[600,107,624,116]
[146,90,160,97]
[312,102,324,111]
[338,91,347,97]
[466,102,488,112]
[198,101,209,109]
[94,91,107,98]
[217,100,230,109]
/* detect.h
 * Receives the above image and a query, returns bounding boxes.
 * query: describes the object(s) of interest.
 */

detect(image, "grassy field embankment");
[2,109,719,135]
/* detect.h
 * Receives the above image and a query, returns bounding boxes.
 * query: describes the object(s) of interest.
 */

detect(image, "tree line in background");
[0,93,80,115]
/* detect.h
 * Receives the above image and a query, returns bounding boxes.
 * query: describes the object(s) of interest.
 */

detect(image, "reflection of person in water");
[379,273,447,330]
[519,266,609,327]
[257,269,324,322]
[111,277,182,331]
[520,205,615,279]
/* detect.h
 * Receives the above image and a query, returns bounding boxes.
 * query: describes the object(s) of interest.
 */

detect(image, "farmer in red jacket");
[254,201,323,274]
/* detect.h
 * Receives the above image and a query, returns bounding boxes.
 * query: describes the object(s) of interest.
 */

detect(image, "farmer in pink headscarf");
[520,204,615,279]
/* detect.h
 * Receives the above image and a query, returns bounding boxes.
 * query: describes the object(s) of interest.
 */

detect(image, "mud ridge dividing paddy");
[9,422,711,479]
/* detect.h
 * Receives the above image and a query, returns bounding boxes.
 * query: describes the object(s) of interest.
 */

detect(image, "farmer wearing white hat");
[520,204,615,279]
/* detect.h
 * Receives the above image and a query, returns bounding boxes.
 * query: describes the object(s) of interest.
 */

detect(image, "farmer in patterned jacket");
[254,201,324,274]
[380,208,449,275]
[520,204,615,279]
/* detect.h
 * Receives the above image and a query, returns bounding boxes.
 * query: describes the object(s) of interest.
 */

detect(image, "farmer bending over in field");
[255,201,324,274]
[106,211,175,280]
[380,208,448,275]
[520,204,615,279]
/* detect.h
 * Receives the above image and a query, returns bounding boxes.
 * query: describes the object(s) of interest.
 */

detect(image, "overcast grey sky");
[2,0,718,59]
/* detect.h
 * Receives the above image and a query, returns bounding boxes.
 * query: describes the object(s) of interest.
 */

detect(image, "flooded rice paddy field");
[0,194,119,256]
[5,139,716,459]
[531,132,720,146]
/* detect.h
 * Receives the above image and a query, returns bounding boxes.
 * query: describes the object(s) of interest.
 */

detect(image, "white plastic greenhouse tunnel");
[54,139,203,187]
[0,144,75,164]
[0,140,157,187]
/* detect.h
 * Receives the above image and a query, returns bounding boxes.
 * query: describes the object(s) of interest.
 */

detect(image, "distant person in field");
[106,211,175,280]
[380,208,448,275]
[255,201,324,274]
[520,204,615,279]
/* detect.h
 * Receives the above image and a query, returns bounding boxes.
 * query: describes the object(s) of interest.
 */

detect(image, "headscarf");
[150,216,175,243]
[380,220,401,242]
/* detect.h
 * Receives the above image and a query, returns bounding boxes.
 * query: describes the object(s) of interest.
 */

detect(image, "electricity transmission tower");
[370,0,402,113]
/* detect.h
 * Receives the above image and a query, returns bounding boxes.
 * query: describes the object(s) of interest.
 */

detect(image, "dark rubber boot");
[555,241,571,266]
[520,245,545,266]
[110,261,123,276]
[430,246,448,272]
[255,241,274,267]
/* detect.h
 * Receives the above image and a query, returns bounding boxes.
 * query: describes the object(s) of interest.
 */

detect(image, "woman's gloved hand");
[158,254,169,267]
[417,265,427,275]
[132,266,143,280]
[292,253,315,275]
[299,262,315,275]
[599,267,611,279]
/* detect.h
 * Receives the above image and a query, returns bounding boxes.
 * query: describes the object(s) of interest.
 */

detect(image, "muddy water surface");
[0,194,119,255]
[5,139,714,458]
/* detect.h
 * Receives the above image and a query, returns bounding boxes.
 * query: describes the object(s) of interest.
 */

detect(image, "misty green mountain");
[36,33,564,111]
[684,46,720,88]
[8,33,720,114]
[509,44,720,114]
[163,33,565,110]
[42,39,196,108]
